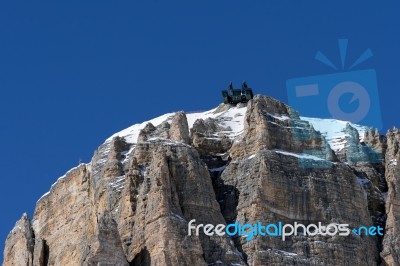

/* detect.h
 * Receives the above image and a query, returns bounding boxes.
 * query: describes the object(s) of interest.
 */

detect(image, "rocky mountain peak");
[3,94,399,266]
[169,111,190,144]
[3,213,35,266]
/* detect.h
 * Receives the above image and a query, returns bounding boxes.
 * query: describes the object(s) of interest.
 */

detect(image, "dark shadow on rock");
[209,165,248,264]
[44,241,50,266]
[130,247,151,266]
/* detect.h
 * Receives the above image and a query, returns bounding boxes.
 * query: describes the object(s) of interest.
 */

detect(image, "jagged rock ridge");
[3,95,399,266]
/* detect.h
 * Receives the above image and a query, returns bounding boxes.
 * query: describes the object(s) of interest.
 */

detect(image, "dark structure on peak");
[221,81,254,105]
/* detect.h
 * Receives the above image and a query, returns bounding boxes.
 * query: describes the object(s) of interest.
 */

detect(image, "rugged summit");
[3,95,399,265]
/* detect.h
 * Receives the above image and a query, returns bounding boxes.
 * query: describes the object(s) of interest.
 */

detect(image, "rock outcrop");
[3,94,399,266]
[381,129,400,265]
[230,95,335,163]
[169,111,190,144]
[83,212,129,266]
[3,214,35,266]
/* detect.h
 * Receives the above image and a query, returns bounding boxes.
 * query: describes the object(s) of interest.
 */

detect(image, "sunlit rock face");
[381,129,400,266]
[3,95,397,266]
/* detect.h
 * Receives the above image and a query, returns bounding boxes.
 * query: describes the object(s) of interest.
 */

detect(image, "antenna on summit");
[221,82,254,105]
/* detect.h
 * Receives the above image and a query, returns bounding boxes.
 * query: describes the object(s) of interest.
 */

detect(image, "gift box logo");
[286,39,382,168]
[286,39,382,130]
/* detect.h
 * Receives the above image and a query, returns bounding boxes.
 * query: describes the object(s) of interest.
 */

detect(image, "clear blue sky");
[1,1,399,259]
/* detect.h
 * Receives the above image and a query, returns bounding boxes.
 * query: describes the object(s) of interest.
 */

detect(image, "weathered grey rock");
[138,122,171,143]
[229,95,335,162]
[3,94,399,266]
[3,213,34,266]
[213,102,232,114]
[381,128,400,265]
[5,133,245,265]
[364,128,387,156]
[33,238,46,266]
[123,142,245,265]
[335,124,383,165]
[169,111,190,144]
[31,163,92,265]
[137,123,157,143]
[83,212,129,266]
[334,125,387,235]
[191,117,232,157]
[218,147,379,265]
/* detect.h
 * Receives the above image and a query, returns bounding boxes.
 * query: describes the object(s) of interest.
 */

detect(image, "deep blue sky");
[1,1,399,260]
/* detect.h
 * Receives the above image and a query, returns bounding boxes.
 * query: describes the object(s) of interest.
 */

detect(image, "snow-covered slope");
[301,117,369,152]
[106,112,176,144]
[107,105,247,144]
[106,104,370,153]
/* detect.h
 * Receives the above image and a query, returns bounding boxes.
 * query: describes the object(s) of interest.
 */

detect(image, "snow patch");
[301,117,368,152]
[257,249,297,257]
[277,250,297,257]
[265,112,290,121]
[186,108,218,128]
[170,212,186,221]
[107,105,247,144]
[209,165,227,172]
[110,175,126,192]
[145,137,191,148]
[121,146,135,164]
[187,105,248,139]
[107,112,176,144]
[274,150,325,161]
[247,154,256,160]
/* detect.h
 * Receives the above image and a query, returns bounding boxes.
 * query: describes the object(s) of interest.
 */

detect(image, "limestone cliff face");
[3,214,34,266]
[3,96,399,266]
[381,129,400,265]
[229,96,334,162]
